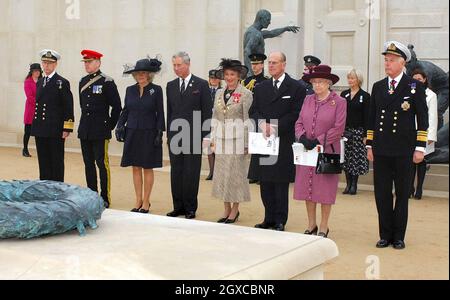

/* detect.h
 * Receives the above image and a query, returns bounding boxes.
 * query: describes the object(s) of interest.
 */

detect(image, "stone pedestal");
[0,209,338,280]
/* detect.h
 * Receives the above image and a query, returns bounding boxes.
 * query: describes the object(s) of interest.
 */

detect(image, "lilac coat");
[294,91,347,205]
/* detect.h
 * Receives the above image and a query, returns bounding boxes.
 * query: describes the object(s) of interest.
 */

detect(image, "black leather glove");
[115,126,126,143]
[298,135,319,150]
[154,130,163,147]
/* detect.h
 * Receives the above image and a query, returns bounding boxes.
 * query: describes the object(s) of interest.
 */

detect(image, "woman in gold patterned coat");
[210,59,253,224]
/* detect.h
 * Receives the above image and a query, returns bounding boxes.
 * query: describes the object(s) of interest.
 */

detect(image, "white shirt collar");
[180,73,192,87]
[388,72,404,88]
[273,73,286,88]
[44,70,56,79]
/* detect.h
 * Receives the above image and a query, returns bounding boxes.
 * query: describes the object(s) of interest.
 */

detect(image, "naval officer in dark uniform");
[243,53,269,93]
[31,49,74,182]
[299,55,321,96]
[78,50,122,208]
[367,41,429,250]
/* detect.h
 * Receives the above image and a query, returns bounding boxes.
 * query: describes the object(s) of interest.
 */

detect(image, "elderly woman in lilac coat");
[294,65,347,238]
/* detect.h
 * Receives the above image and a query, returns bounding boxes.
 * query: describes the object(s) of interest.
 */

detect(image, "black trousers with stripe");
[81,139,111,204]
[373,155,413,242]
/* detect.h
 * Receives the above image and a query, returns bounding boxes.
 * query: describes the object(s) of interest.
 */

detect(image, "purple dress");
[294,91,347,205]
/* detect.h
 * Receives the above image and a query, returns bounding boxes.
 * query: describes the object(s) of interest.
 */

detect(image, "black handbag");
[316,133,342,174]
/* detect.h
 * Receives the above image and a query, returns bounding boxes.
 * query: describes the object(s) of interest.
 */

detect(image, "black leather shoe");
[414,191,423,200]
[217,217,228,223]
[273,224,285,231]
[167,210,185,217]
[185,211,196,219]
[225,212,240,224]
[393,240,406,250]
[206,174,213,181]
[376,239,391,248]
[131,207,141,213]
[304,226,318,235]
[255,222,272,229]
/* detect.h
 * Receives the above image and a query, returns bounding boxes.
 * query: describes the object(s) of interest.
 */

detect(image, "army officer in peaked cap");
[78,50,122,209]
[367,41,429,250]
[31,49,74,182]
[299,55,322,96]
[243,53,269,93]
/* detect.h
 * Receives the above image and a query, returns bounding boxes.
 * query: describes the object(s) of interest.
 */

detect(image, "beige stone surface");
[0,146,448,280]
[0,209,338,280]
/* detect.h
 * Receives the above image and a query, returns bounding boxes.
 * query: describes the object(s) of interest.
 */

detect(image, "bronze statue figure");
[243,9,300,76]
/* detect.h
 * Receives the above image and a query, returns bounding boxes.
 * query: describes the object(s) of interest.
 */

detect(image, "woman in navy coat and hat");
[116,57,165,214]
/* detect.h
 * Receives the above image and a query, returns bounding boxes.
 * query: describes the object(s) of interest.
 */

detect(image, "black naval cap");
[209,69,220,79]
[304,55,321,67]
[248,53,267,64]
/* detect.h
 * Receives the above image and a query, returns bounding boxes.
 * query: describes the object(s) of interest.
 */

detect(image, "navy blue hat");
[124,58,162,74]
[304,55,321,67]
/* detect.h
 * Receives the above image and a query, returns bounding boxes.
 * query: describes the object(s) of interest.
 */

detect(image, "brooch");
[56,80,63,90]
[331,100,336,106]
[401,101,411,111]
[149,89,155,96]
[232,93,242,104]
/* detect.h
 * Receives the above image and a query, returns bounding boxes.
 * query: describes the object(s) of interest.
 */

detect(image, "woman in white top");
[410,69,438,200]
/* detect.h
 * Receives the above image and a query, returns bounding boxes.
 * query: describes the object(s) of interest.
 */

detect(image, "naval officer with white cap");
[31,49,74,182]
[366,41,429,250]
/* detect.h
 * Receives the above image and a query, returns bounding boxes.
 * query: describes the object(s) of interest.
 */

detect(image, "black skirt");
[343,127,369,176]
[120,128,162,169]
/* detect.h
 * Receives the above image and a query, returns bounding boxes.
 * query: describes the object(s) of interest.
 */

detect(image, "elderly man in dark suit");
[166,52,213,219]
[248,52,306,231]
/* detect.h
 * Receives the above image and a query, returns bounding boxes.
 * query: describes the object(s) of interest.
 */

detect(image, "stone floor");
[0,146,448,280]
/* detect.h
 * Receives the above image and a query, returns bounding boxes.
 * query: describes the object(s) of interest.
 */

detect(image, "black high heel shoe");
[304,226,318,235]
[318,229,330,238]
[139,204,151,214]
[217,216,229,223]
[225,212,240,224]
[131,206,142,213]
[131,202,143,213]
[22,149,32,158]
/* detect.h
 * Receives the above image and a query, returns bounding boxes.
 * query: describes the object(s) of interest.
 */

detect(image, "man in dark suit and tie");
[166,52,213,219]
[31,49,74,182]
[248,52,306,231]
[367,41,429,250]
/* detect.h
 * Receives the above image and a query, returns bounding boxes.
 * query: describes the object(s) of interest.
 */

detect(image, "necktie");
[180,79,186,94]
[43,77,49,88]
[274,80,279,92]
[389,79,397,95]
